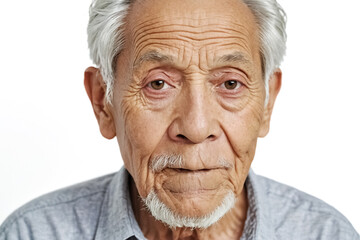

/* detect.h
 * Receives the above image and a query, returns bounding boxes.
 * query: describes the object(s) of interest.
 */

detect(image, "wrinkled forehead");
[125,0,260,68]
[128,0,257,23]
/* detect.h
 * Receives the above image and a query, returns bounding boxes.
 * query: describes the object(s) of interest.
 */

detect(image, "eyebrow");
[133,50,174,69]
[217,52,251,64]
[133,50,251,70]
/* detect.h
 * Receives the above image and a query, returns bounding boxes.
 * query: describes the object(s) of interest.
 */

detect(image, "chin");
[142,190,235,229]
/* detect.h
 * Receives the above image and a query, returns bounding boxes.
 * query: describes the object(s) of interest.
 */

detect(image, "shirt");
[0,167,359,240]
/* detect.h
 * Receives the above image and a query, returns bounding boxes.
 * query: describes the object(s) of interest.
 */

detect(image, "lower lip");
[160,168,225,195]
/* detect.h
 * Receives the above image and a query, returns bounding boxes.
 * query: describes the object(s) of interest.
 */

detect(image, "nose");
[168,85,220,144]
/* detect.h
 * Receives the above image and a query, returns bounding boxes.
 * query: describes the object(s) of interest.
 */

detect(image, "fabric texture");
[1,167,359,240]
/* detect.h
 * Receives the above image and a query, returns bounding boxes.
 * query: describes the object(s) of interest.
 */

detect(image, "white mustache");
[151,155,183,173]
[150,155,233,173]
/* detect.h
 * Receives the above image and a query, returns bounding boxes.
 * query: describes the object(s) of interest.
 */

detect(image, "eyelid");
[143,72,166,84]
[213,71,246,86]
[142,68,178,84]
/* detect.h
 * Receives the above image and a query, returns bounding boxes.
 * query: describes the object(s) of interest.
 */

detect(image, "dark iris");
[224,80,238,90]
[150,80,165,90]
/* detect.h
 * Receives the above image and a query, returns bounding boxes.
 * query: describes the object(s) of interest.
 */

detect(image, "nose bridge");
[177,80,215,143]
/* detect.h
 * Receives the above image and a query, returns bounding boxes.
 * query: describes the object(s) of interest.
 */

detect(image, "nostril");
[177,134,187,140]
[208,134,215,139]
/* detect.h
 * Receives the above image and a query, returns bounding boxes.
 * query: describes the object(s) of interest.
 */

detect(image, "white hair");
[143,190,236,229]
[150,154,233,173]
[151,154,184,173]
[146,154,235,229]
[88,0,287,105]
[145,154,235,228]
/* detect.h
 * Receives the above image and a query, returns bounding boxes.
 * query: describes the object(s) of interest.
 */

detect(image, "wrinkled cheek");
[229,149,253,195]
[225,118,261,195]
[118,108,171,197]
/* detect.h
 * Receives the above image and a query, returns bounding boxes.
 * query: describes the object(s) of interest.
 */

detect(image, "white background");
[0,0,359,233]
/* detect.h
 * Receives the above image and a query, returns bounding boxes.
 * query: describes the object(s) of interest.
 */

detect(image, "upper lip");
[168,166,230,172]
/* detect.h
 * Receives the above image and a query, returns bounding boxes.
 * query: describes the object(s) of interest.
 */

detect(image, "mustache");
[150,154,233,173]
[151,155,184,173]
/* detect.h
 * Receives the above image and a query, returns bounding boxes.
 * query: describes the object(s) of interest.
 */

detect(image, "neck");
[130,178,248,240]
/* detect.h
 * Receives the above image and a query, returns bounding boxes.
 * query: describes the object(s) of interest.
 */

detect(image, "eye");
[221,80,242,90]
[147,80,171,90]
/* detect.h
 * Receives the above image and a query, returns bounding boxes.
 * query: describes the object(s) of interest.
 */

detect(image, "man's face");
[110,0,270,218]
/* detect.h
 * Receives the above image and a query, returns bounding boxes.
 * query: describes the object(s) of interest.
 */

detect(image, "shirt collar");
[241,169,276,240]
[94,167,146,240]
[94,167,274,240]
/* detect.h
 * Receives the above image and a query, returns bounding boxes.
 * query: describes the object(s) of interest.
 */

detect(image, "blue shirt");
[1,167,359,239]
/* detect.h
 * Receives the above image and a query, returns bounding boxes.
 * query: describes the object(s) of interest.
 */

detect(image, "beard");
[142,190,235,229]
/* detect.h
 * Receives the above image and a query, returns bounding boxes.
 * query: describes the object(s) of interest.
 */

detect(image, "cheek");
[224,99,263,152]
[115,100,174,197]
[222,106,263,194]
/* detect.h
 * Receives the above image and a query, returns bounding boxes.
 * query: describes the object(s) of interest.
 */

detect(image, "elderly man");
[1,0,359,239]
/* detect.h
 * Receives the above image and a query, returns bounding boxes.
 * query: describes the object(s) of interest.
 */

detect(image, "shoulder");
[0,173,116,240]
[255,174,359,239]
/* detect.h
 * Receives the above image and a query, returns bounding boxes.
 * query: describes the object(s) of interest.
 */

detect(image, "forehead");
[128,0,257,24]
[125,0,260,69]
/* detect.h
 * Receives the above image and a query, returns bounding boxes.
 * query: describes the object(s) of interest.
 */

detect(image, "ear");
[84,67,116,139]
[258,69,282,138]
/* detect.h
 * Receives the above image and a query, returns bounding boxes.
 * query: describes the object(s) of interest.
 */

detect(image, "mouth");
[161,166,231,178]
[160,167,227,195]
[169,167,221,173]
[150,154,233,173]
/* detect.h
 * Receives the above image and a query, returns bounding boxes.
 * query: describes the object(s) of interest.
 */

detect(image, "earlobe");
[258,69,282,138]
[84,67,116,139]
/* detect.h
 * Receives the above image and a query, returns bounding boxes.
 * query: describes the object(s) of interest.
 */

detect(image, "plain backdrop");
[0,0,359,232]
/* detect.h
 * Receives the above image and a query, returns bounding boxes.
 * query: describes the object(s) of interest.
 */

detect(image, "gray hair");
[150,154,184,173]
[143,190,235,229]
[87,0,287,104]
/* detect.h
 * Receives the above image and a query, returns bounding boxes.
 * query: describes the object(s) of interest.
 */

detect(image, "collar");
[94,167,146,240]
[241,169,277,240]
[94,167,274,240]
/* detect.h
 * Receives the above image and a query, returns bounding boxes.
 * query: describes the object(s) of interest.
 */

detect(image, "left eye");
[221,80,242,90]
[147,80,172,90]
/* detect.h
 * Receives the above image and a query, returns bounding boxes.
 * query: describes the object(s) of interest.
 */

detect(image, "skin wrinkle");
[133,45,183,68]
[131,17,255,36]
[131,20,254,58]
[214,42,254,64]
[135,28,250,38]
[132,22,254,47]
[211,51,255,79]
[118,78,156,193]
[213,41,253,52]
[219,123,243,162]
[134,35,253,56]
[85,0,282,238]
[135,50,173,69]
[133,53,177,73]
[133,49,255,91]
[131,19,232,38]
[129,18,231,39]
[136,32,252,44]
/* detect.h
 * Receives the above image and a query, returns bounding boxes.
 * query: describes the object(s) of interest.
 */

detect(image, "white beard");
[142,190,236,229]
